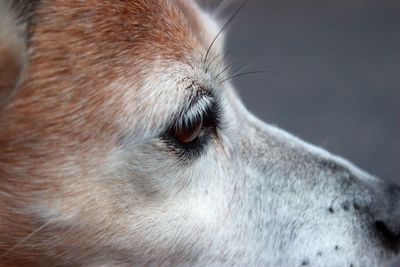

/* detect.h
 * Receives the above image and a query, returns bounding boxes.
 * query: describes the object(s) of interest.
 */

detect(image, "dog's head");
[0,0,399,266]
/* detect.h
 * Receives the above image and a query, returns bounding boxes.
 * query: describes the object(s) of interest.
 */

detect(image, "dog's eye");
[173,119,203,144]
[163,115,213,160]
[162,97,221,160]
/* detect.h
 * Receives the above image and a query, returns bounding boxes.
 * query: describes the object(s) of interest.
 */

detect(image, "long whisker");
[215,60,235,80]
[220,70,274,84]
[0,219,54,260]
[217,63,250,81]
[203,0,249,66]
[205,50,229,73]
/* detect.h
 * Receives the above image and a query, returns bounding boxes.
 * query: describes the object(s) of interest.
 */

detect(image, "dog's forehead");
[0,0,225,151]
[34,0,220,64]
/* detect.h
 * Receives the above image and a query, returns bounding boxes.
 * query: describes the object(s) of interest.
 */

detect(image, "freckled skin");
[0,0,399,266]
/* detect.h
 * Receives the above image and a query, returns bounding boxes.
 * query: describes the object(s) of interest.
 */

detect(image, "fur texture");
[0,0,399,266]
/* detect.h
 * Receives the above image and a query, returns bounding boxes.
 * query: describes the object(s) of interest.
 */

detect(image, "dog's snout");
[374,221,400,253]
[373,184,400,253]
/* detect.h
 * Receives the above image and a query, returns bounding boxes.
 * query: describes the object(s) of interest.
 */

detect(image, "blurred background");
[202,0,400,184]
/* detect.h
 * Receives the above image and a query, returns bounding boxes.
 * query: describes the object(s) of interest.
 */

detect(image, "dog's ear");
[0,1,28,107]
[176,0,221,50]
[176,0,199,16]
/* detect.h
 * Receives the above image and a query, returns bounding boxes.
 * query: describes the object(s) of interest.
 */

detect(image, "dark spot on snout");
[374,221,400,253]
[334,245,340,251]
[349,264,354,267]
[328,207,334,213]
[341,201,350,211]
[300,259,309,266]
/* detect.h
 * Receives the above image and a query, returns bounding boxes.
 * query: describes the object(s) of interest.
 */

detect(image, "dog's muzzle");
[374,184,400,254]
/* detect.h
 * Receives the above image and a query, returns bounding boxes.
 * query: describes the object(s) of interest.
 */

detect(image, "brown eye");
[173,119,203,144]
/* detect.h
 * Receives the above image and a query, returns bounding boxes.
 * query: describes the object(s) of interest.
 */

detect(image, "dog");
[0,0,399,266]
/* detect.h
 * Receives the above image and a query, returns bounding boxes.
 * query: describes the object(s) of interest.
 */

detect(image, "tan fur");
[0,0,217,265]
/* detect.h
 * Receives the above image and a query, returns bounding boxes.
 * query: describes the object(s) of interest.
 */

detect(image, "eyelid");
[174,94,214,130]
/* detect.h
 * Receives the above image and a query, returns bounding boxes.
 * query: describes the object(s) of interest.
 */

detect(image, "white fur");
[1,1,399,266]
[34,56,399,266]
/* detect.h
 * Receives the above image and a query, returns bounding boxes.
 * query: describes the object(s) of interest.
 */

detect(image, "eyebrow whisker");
[215,60,235,81]
[205,50,229,74]
[220,70,274,84]
[203,0,248,69]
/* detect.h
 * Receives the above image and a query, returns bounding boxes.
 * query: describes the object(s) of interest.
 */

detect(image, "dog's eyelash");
[174,93,214,129]
[162,133,211,161]
[177,96,222,133]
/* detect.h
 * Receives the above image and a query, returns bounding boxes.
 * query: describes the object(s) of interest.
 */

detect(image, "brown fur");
[0,0,214,265]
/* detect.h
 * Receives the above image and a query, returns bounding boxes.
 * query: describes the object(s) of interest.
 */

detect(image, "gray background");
[204,0,400,184]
